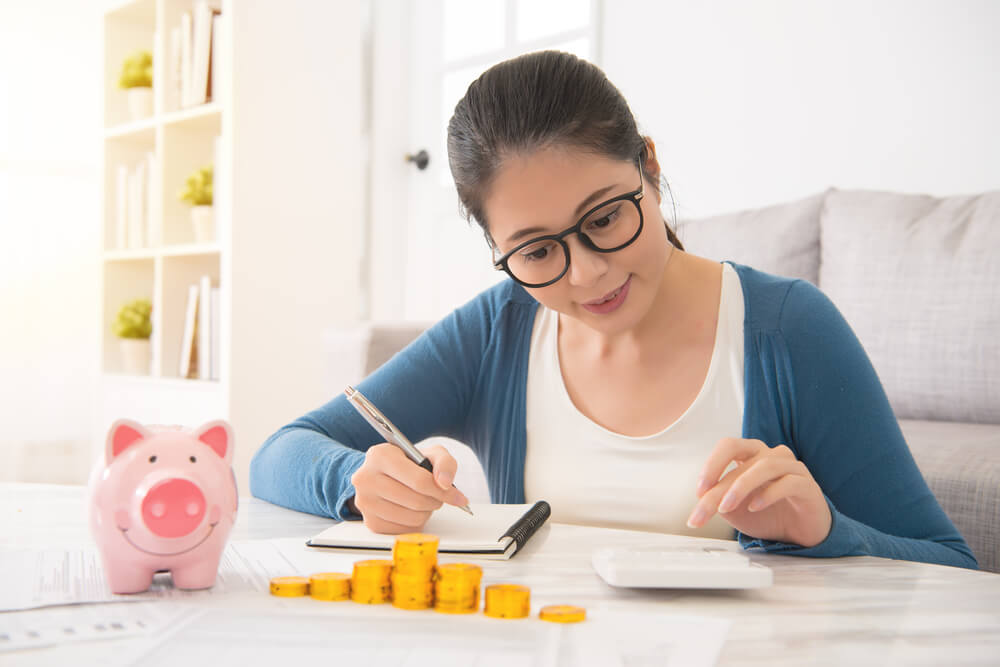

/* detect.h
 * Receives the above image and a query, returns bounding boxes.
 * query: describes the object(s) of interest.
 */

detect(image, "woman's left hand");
[686,438,832,548]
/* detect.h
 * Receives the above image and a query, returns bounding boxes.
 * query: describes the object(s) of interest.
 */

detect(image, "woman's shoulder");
[448,278,538,326]
[727,261,837,332]
[427,279,539,350]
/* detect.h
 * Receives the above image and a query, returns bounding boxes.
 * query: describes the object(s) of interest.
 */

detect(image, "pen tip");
[461,504,474,516]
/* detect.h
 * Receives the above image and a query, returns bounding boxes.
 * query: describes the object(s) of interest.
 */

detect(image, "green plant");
[112,299,152,339]
[118,50,153,89]
[178,164,213,206]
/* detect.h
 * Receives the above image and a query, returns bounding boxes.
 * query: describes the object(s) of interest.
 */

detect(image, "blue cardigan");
[250,263,977,569]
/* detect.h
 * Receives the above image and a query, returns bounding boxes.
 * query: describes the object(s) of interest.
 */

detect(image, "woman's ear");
[642,136,662,204]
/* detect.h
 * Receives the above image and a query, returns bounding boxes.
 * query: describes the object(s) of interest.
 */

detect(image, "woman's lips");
[582,276,631,314]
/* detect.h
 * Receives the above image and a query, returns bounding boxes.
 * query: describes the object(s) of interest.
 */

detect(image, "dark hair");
[447,50,683,250]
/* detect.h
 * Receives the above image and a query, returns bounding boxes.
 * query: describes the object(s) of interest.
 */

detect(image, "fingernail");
[719,492,736,513]
[748,498,763,512]
[686,506,706,528]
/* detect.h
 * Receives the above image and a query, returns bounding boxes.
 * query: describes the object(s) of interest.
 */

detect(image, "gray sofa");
[343,187,999,572]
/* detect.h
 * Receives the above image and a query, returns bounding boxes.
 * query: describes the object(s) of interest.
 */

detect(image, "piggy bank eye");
[148,455,157,463]
[189,455,197,463]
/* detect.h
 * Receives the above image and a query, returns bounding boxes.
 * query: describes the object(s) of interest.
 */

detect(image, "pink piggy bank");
[89,419,238,593]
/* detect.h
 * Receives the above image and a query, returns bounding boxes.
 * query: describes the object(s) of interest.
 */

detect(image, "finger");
[361,495,434,532]
[687,449,789,527]
[687,465,740,528]
[696,438,766,497]
[716,450,803,514]
[746,474,814,513]
[364,510,427,535]
[371,444,450,501]
[371,472,445,513]
[421,445,459,490]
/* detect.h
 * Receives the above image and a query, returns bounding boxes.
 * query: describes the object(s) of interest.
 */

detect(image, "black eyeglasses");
[492,164,645,288]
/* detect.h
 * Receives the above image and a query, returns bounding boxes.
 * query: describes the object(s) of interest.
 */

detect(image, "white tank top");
[524,263,744,539]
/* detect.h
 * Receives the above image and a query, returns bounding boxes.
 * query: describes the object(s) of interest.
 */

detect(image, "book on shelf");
[115,165,128,249]
[197,275,212,380]
[179,284,199,378]
[176,1,222,109]
[210,286,220,381]
[114,153,156,250]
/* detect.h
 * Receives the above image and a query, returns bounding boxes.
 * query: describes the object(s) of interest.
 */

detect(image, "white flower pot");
[119,338,151,375]
[126,87,153,121]
[191,205,215,243]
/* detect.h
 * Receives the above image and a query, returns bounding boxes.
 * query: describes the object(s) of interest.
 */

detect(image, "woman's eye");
[585,206,620,231]
[519,243,553,262]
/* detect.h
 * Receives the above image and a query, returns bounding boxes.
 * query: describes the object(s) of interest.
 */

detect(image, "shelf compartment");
[102,258,155,376]
[162,114,222,246]
[159,253,220,380]
[103,0,157,129]
[98,372,225,435]
[103,129,159,253]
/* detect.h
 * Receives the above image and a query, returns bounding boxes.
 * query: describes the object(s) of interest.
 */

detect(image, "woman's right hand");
[348,443,469,534]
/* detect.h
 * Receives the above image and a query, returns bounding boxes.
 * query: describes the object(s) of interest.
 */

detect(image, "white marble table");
[3,483,999,665]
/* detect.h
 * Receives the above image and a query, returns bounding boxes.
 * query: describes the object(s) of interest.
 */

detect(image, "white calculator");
[591,546,773,589]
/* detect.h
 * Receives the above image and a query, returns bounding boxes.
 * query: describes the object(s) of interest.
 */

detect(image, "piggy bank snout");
[141,478,207,538]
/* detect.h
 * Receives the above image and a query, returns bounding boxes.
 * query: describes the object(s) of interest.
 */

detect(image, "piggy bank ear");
[106,419,150,462]
[192,420,234,464]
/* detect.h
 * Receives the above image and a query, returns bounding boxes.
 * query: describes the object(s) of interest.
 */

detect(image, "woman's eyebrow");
[503,183,619,246]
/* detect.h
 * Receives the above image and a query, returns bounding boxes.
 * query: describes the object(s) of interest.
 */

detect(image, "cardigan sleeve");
[248,292,493,520]
[739,279,977,569]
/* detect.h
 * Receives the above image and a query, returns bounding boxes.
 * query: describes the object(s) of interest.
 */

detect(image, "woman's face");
[483,146,671,337]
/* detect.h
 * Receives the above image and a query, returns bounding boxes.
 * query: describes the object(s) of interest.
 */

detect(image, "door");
[368,0,599,322]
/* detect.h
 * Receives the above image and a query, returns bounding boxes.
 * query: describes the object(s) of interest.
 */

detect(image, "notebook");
[306,501,551,560]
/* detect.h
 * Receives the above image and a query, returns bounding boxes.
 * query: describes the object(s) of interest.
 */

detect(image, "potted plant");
[119,50,153,121]
[179,164,214,242]
[112,298,152,374]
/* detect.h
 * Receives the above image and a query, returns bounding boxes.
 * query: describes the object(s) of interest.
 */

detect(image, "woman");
[250,51,975,569]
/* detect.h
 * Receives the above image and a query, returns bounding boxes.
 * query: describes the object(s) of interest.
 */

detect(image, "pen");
[344,385,474,516]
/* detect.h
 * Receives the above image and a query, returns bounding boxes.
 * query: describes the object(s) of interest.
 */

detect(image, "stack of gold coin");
[309,572,351,601]
[350,559,394,604]
[269,576,310,597]
[434,563,483,614]
[483,583,531,618]
[390,533,439,610]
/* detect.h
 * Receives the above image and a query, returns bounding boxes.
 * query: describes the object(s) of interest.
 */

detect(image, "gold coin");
[309,572,351,601]
[352,559,394,580]
[539,605,586,623]
[390,571,434,609]
[393,534,439,577]
[433,563,482,613]
[483,584,530,619]
[269,576,309,597]
[351,560,394,604]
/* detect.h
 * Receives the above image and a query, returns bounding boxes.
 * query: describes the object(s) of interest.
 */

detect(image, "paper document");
[0,539,352,612]
[0,601,189,653]
[133,606,729,667]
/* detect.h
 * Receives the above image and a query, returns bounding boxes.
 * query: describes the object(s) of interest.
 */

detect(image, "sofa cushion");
[819,189,1000,424]
[899,419,1000,573]
[675,192,825,284]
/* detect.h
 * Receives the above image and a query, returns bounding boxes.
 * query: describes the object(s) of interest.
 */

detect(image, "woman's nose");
[565,235,607,287]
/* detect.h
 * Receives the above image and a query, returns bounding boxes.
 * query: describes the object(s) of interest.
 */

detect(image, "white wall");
[601,0,1000,219]
[0,2,107,482]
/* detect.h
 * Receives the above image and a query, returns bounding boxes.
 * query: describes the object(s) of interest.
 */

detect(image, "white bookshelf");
[99,0,365,488]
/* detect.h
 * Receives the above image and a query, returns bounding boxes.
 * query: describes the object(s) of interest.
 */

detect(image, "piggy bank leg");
[171,553,224,590]
[104,560,157,594]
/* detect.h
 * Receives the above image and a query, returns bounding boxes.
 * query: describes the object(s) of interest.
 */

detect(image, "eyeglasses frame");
[491,164,646,288]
